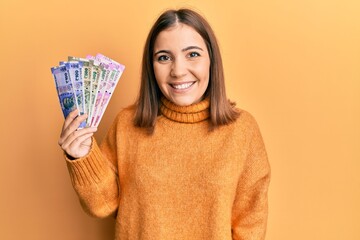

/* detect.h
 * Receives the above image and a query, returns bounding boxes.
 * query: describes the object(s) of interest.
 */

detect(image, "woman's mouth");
[170,81,195,90]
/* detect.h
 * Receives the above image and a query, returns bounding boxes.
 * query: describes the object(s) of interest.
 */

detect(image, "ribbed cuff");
[65,139,108,186]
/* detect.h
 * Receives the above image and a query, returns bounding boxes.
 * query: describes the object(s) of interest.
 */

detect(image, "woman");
[58,8,271,240]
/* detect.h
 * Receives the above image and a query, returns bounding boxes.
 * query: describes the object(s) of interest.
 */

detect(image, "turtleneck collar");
[160,97,210,123]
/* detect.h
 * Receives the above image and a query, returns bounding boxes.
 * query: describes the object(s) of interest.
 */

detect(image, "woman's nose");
[170,58,187,78]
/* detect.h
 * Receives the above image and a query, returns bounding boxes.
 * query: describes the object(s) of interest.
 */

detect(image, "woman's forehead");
[154,23,206,51]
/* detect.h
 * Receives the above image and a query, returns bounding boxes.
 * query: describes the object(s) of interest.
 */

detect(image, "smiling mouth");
[170,82,195,90]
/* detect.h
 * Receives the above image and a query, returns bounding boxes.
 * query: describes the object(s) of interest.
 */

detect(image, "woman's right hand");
[58,110,98,159]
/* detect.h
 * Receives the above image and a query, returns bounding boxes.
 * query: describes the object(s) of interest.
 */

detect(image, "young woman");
[58,8,271,240]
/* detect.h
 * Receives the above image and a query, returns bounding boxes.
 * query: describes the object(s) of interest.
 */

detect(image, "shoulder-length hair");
[134,8,239,131]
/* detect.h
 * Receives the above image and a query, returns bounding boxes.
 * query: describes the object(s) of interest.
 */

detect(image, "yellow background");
[0,0,359,239]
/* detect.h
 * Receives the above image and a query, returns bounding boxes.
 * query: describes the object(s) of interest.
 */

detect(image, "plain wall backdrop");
[0,0,359,239]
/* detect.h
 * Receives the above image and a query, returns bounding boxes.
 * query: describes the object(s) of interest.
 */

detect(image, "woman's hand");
[58,110,98,159]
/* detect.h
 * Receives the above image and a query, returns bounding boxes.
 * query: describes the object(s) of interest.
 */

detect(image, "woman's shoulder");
[231,107,263,133]
[111,104,137,128]
[118,104,136,118]
[235,107,258,124]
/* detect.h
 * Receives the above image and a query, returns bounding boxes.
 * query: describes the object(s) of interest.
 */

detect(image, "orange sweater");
[66,98,271,240]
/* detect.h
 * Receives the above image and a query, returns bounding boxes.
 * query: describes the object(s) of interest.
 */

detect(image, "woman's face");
[153,23,210,106]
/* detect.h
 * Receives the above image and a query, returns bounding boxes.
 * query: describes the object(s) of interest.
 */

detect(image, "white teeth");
[172,82,194,90]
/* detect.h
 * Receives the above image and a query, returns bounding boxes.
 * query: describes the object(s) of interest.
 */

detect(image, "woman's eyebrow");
[182,46,204,52]
[154,50,171,56]
[154,46,204,56]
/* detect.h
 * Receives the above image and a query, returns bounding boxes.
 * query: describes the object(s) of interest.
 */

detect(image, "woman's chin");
[169,96,201,106]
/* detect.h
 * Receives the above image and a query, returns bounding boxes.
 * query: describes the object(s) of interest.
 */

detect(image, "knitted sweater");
[65,98,271,240]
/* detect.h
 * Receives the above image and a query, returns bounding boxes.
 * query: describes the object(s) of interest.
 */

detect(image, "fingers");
[58,109,98,158]
[62,109,79,132]
[59,127,97,158]
[59,126,97,148]
[60,112,88,139]
[70,132,95,148]
[62,132,95,158]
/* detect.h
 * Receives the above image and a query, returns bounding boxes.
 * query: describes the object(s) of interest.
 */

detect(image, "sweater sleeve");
[231,115,271,240]
[65,133,120,218]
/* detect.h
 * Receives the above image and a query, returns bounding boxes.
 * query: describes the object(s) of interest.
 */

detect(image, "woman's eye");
[157,55,171,61]
[189,52,200,58]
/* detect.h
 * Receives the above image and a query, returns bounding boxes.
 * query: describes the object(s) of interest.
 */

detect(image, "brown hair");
[134,8,239,131]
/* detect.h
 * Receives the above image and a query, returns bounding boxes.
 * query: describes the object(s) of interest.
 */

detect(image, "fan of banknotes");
[51,53,125,128]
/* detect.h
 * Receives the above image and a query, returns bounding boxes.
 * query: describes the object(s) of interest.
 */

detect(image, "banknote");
[87,59,103,126]
[65,61,85,116]
[90,61,112,126]
[51,65,86,128]
[86,55,115,126]
[90,54,125,127]
[68,56,92,119]
[52,54,124,128]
